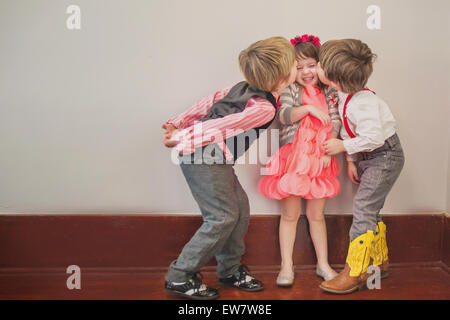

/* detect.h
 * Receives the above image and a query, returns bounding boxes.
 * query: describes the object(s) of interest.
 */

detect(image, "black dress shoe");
[165,273,219,300]
[218,265,264,292]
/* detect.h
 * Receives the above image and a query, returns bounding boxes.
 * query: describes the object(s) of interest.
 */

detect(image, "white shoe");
[316,265,337,281]
[276,268,295,287]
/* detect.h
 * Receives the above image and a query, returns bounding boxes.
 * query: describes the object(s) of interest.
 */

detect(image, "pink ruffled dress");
[258,85,340,200]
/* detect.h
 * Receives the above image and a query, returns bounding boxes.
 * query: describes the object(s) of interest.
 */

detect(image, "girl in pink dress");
[258,35,341,286]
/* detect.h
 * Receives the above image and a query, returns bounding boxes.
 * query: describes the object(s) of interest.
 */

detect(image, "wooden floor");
[1,262,449,300]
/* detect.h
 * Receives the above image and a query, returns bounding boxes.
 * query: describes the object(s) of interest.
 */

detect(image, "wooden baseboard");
[0,213,448,270]
[444,213,450,267]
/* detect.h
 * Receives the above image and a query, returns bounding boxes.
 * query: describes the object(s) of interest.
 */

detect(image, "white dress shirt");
[337,90,397,161]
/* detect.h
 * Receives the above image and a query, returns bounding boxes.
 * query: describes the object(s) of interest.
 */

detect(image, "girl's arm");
[279,85,330,125]
[289,105,313,123]
[324,86,342,134]
[295,104,330,125]
[278,85,297,125]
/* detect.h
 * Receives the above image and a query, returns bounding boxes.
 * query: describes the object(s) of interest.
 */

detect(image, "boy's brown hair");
[318,39,377,94]
[239,36,295,92]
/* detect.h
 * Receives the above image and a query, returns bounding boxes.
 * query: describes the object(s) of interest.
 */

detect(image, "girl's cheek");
[312,77,319,86]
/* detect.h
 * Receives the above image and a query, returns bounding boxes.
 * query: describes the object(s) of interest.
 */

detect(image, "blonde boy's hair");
[319,39,377,94]
[239,36,295,92]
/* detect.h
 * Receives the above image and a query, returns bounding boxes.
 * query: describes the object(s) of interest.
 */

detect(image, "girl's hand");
[323,138,346,155]
[321,154,331,168]
[306,105,331,126]
[347,161,360,185]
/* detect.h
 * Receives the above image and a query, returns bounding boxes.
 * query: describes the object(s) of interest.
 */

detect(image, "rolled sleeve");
[345,152,358,162]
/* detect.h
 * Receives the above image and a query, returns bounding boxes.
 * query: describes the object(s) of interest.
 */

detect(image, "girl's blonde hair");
[239,36,295,92]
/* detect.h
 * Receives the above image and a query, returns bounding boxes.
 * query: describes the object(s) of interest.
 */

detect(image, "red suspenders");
[342,88,375,138]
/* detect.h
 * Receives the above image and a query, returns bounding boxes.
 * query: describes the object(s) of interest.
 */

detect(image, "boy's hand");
[323,138,345,155]
[321,154,331,168]
[347,161,360,185]
[162,123,179,148]
[163,130,180,148]
[162,123,176,135]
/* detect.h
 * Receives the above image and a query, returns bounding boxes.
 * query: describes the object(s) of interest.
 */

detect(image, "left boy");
[162,36,297,300]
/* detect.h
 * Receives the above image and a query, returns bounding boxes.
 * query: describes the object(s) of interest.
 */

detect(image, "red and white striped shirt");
[166,84,278,161]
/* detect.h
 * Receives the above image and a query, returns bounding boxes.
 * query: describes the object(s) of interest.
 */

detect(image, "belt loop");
[386,134,396,149]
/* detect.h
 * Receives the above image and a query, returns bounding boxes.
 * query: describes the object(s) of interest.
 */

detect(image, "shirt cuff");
[173,129,193,154]
[166,119,181,129]
[346,153,357,162]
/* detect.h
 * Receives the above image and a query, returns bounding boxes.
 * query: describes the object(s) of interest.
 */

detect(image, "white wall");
[0,0,449,214]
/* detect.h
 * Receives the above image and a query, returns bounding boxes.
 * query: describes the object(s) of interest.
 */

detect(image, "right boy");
[317,39,405,294]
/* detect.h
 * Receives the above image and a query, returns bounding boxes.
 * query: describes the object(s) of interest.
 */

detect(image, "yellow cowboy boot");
[319,230,375,294]
[370,221,389,278]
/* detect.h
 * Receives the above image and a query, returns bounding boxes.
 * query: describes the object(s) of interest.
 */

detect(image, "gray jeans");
[166,159,250,282]
[350,133,405,241]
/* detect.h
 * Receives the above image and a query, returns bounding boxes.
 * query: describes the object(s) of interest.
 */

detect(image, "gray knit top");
[278,83,341,147]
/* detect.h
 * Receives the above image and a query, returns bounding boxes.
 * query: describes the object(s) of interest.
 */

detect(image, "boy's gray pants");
[350,133,405,241]
[166,160,250,282]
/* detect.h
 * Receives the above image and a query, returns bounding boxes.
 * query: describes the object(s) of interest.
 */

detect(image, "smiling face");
[296,57,319,87]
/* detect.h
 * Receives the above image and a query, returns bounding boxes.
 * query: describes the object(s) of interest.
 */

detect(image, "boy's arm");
[323,99,385,156]
[347,159,360,184]
[174,97,276,158]
[165,86,233,129]
[343,99,385,155]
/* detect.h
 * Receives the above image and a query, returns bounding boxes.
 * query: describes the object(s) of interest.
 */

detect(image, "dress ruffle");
[258,86,340,200]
